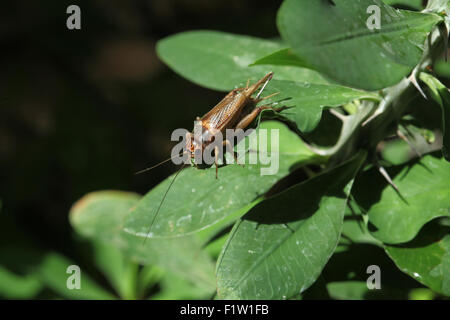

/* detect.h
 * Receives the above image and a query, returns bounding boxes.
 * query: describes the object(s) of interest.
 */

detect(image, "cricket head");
[186,134,197,158]
[186,125,217,160]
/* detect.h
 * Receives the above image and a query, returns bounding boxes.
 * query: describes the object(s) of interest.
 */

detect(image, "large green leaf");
[419,72,450,161]
[156,30,329,91]
[277,0,442,90]
[123,121,321,238]
[263,80,380,132]
[215,151,366,300]
[385,219,450,296]
[251,48,312,69]
[353,154,450,244]
[70,191,216,291]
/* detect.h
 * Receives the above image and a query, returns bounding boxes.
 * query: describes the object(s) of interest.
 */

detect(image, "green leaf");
[0,245,112,299]
[124,121,321,238]
[429,1,450,35]
[341,217,382,247]
[251,48,312,69]
[37,252,116,299]
[70,191,141,242]
[380,139,413,165]
[419,72,450,161]
[263,80,380,132]
[435,59,450,78]
[326,281,372,300]
[383,0,424,10]
[426,0,450,14]
[0,265,43,299]
[152,271,213,300]
[70,191,216,292]
[156,30,329,91]
[215,151,367,300]
[353,154,450,244]
[277,0,442,90]
[408,288,436,300]
[137,265,164,299]
[89,240,139,299]
[385,219,450,296]
[316,241,428,300]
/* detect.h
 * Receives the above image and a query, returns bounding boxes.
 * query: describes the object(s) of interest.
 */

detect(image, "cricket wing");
[201,89,244,130]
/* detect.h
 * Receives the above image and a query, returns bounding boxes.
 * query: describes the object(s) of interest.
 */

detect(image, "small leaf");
[277,0,442,90]
[216,151,366,300]
[251,48,312,69]
[124,121,321,238]
[263,80,380,132]
[419,72,450,161]
[353,154,450,244]
[156,30,329,91]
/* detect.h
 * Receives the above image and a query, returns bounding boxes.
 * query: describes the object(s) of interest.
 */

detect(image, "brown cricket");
[139,72,283,240]
[185,71,284,178]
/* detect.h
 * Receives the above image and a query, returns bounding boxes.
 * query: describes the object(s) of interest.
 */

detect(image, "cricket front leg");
[214,145,219,179]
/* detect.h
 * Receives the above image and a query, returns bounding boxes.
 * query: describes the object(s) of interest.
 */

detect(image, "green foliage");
[277,0,442,90]
[156,31,329,91]
[260,80,380,132]
[419,73,450,160]
[353,155,450,244]
[2,0,442,300]
[124,121,320,238]
[70,191,216,297]
[385,219,450,296]
[216,152,366,299]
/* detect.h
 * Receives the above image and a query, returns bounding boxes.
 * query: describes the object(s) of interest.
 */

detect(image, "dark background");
[0,0,281,261]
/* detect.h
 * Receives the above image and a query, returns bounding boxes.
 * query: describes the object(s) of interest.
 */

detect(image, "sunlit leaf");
[216,151,366,299]
[277,0,442,90]
[156,30,329,91]
[353,154,450,244]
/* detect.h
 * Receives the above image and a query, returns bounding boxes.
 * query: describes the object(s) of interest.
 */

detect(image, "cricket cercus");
[185,71,285,178]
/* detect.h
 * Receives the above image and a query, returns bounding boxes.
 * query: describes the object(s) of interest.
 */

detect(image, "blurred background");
[0,0,281,273]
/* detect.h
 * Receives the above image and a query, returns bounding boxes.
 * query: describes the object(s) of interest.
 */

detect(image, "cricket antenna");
[142,163,187,245]
[255,72,274,99]
[135,151,188,175]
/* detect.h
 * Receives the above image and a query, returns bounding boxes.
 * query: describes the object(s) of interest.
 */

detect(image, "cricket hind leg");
[235,105,288,130]
[234,105,287,159]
